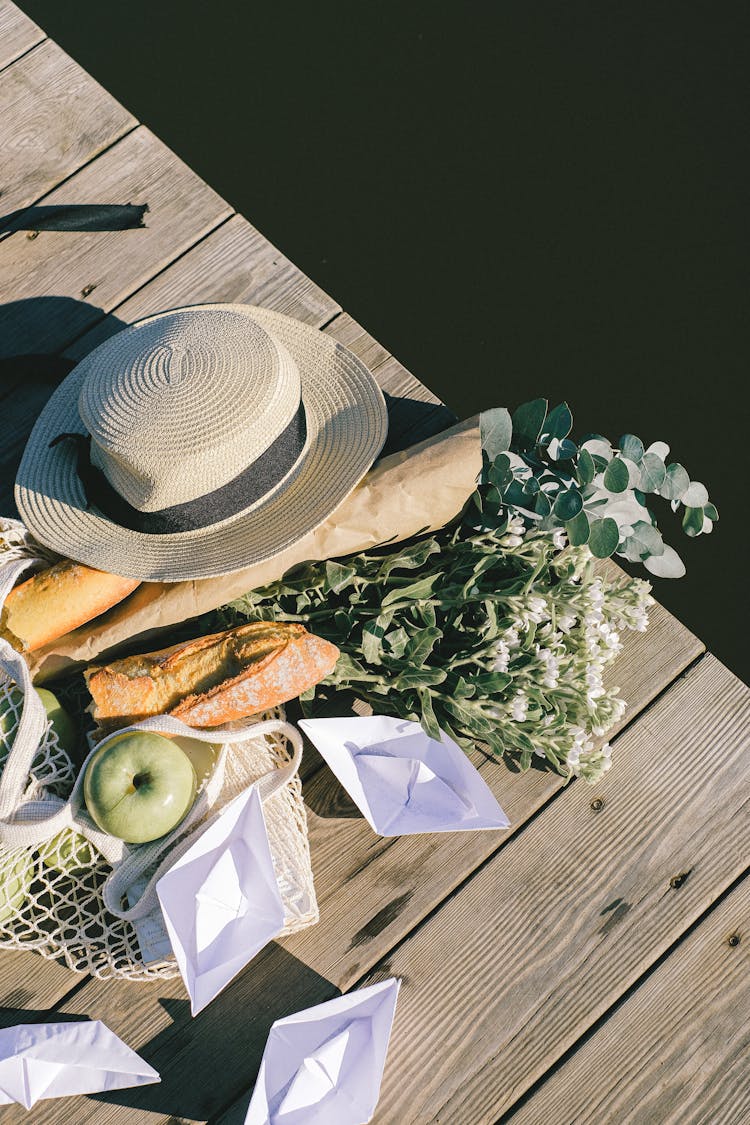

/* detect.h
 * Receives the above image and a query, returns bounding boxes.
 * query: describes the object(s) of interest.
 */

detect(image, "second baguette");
[1,561,140,653]
[85,620,340,728]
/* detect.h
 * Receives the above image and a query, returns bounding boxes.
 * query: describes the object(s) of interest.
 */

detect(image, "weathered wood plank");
[359,655,750,1124]
[0,126,231,353]
[0,1,45,71]
[19,603,703,1124]
[63,213,340,364]
[0,948,79,1016]
[508,873,750,1125]
[0,40,135,216]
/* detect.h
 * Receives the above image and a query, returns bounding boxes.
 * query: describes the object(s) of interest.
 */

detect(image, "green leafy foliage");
[473,399,717,573]
[202,396,714,783]
[206,528,654,783]
[588,518,620,558]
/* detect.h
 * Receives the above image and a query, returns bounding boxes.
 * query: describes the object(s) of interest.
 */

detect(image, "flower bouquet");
[208,398,716,783]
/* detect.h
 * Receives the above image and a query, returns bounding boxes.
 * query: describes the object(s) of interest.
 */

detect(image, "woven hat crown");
[77,307,301,512]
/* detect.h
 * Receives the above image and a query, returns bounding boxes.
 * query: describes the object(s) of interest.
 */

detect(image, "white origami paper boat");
[245,978,400,1124]
[299,715,510,835]
[157,784,285,1015]
[0,1020,159,1109]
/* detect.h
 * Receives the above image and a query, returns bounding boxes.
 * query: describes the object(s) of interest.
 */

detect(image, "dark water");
[20,2,750,681]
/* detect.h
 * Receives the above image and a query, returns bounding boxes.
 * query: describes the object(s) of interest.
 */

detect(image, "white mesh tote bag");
[0,520,318,980]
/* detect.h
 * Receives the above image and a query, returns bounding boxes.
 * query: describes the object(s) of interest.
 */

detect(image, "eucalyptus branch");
[476,400,717,577]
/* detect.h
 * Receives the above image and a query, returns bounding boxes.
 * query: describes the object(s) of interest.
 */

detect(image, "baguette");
[85,620,340,728]
[1,561,140,653]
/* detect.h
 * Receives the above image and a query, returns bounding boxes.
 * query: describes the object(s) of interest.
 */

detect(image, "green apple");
[0,685,23,766]
[36,688,78,759]
[0,850,34,924]
[0,685,77,763]
[39,828,99,875]
[83,731,197,844]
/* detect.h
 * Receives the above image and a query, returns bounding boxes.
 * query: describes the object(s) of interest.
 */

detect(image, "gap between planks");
[0,0,45,73]
[0,38,136,218]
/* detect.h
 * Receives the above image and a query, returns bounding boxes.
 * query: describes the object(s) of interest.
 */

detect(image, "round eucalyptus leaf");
[553,488,583,521]
[588,517,620,558]
[704,502,719,522]
[646,440,670,461]
[682,480,709,508]
[581,437,612,461]
[622,457,642,487]
[603,457,630,493]
[644,544,686,579]
[619,434,644,462]
[682,505,705,537]
[522,476,541,496]
[565,509,590,546]
[660,462,690,501]
[619,535,646,563]
[511,398,548,451]
[557,438,578,460]
[576,448,596,486]
[541,402,573,442]
[638,452,666,492]
[480,407,513,459]
[629,520,665,557]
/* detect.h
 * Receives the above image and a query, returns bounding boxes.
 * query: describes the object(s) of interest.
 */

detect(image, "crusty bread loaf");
[85,620,340,728]
[1,561,140,653]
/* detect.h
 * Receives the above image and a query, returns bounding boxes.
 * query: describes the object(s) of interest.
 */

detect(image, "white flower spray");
[471,535,654,783]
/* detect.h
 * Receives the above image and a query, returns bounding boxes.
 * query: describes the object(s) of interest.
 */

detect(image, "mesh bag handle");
[81,714,305,922]
[0,556,76,846]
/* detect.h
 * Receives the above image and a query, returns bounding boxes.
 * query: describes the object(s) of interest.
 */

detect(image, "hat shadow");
[0,296,127,515]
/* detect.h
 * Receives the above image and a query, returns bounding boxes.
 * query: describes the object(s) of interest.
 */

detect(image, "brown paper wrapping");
[30,416,482,682]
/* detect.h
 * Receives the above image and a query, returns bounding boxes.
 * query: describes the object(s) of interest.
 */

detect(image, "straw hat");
[15,304,388,581]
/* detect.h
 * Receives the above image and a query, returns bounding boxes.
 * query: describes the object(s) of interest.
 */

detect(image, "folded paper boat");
[0,1020,159,1109]
[245,978,400,1124]
[157,784,285,1015]
[299,715,510,835]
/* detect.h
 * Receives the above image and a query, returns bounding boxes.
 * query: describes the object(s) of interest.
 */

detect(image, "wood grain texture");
[0,0,45,71]
[17,601,702,1125]
[0,126,231,352]
[361,655,749,1125]
[508,873,750,1125]
[0,40,134,214]
[0,948,79,1015]
[63,213,341,364]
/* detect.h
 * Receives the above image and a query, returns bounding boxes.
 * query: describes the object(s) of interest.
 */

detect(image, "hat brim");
[15,304,388,582]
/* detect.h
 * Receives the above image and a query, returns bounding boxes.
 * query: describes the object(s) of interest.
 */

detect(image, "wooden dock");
[0,4,748,1121]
